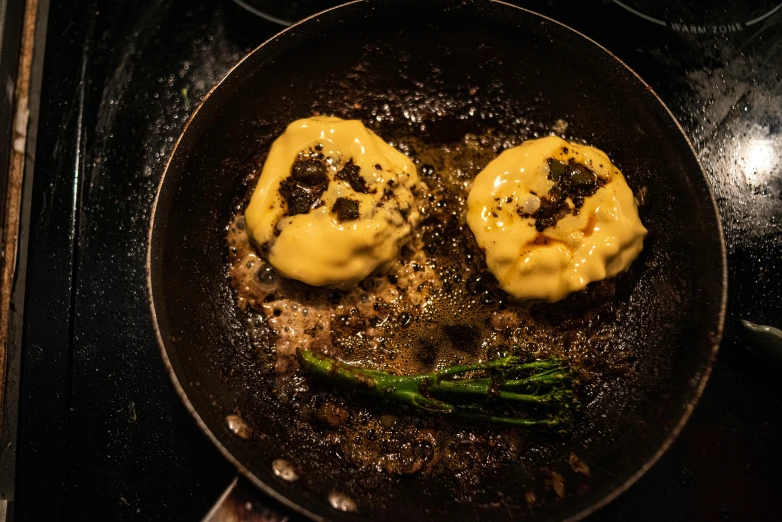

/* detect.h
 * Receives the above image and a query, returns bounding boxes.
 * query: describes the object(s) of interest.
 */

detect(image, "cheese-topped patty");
[244,116,420,289]
[466,136,647,302]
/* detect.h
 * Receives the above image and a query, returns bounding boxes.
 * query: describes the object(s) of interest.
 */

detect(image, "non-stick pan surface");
[147,1,726,520]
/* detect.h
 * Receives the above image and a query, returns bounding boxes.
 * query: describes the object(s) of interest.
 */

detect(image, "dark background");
[12,0,782,520]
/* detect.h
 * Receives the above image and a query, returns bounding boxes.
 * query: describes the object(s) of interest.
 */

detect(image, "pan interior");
[148,2,725,520]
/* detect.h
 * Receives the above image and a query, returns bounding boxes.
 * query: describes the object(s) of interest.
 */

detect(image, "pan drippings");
[226,128,640,489]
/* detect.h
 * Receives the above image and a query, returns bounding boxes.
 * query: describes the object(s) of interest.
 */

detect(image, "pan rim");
[145,1,729,521]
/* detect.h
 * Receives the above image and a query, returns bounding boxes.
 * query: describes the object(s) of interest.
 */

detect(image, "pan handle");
[202,477,292,522]
[740,320,782,364]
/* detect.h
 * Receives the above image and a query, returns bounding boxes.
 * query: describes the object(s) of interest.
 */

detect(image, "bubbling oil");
[228,129,632,391]
[224,126,642,504]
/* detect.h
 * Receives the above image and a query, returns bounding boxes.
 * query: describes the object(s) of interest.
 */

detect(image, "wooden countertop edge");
[1,0,39,432]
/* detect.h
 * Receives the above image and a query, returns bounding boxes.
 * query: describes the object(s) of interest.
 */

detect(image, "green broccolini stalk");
[298,350,577,428]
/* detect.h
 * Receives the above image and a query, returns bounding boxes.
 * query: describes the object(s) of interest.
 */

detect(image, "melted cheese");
[245,116,420,289]
[466,136,647,302]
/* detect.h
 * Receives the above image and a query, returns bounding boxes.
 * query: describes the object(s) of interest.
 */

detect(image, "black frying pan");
[147,1,727,520]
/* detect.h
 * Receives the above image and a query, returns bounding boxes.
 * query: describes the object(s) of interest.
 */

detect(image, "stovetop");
[13,0,782,520]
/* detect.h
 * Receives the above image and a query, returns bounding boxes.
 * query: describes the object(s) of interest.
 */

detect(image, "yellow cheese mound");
[245,116,420,289]
[466,136,647,302]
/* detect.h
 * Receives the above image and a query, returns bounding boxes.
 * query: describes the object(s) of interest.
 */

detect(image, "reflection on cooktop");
[230,0,342,25]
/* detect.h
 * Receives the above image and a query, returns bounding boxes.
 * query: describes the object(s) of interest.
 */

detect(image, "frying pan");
[147,1,727,520]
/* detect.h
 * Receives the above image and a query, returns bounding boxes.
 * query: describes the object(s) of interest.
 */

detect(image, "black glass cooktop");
[14,0,782,520]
